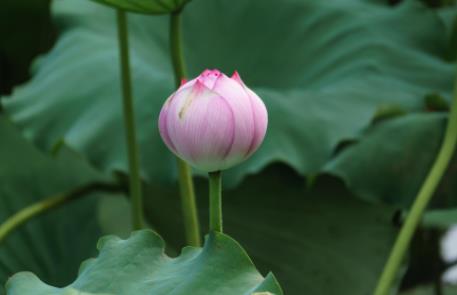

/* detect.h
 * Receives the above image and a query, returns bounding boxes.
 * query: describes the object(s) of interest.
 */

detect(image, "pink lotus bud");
[158,69,268,172]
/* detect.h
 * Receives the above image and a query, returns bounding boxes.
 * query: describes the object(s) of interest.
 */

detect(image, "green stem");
[177,159,201,246]
[373,78,457,295]
[209,171,223,233]
[0,182,123,244]
[170,11,187,83]
[116,9,144,230]
[169,10,201,246]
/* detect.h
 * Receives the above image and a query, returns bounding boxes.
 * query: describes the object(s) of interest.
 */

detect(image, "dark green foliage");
[1,0,457,294]
[0,0,55,94]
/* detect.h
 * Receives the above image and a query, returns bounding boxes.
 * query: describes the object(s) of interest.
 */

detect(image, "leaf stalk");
[116,9,145,230]
[373,72,457,295]
[169,10,202,246]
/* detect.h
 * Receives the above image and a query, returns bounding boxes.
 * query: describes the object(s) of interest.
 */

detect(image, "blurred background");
[1,0,457,294]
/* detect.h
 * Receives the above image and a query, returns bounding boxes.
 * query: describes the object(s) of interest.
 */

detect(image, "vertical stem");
[116,9,144,230]
[177,159,201,246]
[170,11,187,85]
[169,10,201,246]
[209,171,223,233]
[373,77,457,294]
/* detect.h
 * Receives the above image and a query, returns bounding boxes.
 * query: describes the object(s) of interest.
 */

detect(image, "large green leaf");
[2,0,455,189]
[6,230,283,295]
[325,113,457,207]
[0,116,110,294]
[144,165,398,295]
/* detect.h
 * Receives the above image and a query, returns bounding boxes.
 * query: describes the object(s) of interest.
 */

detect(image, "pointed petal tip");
[201,69,212,76]
[193,79,209,92]
[231,71,243,84]
[201,69,221,77]
[180,78,187,86]
[194,79,205,87]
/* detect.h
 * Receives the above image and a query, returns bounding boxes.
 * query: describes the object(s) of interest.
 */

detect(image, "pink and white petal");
[188,98,235,171]
[197,69,222,89]
[164,85,198,157]
[175,77,198,93]
[213,74,256,158]
[245,88,268,156]
[158,98,177,153]
[231,71,244,85]
[166,84,235,171]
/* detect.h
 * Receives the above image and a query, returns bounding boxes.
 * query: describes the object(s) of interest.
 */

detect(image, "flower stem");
[0,182,124,245]
[169,10,201,246]
[209,171,223,233]
[116,9,144,230]
[373,78,457,294]
[177,159,201,246]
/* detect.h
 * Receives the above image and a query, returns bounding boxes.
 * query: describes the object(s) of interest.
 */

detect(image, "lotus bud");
[158,69,268,172]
